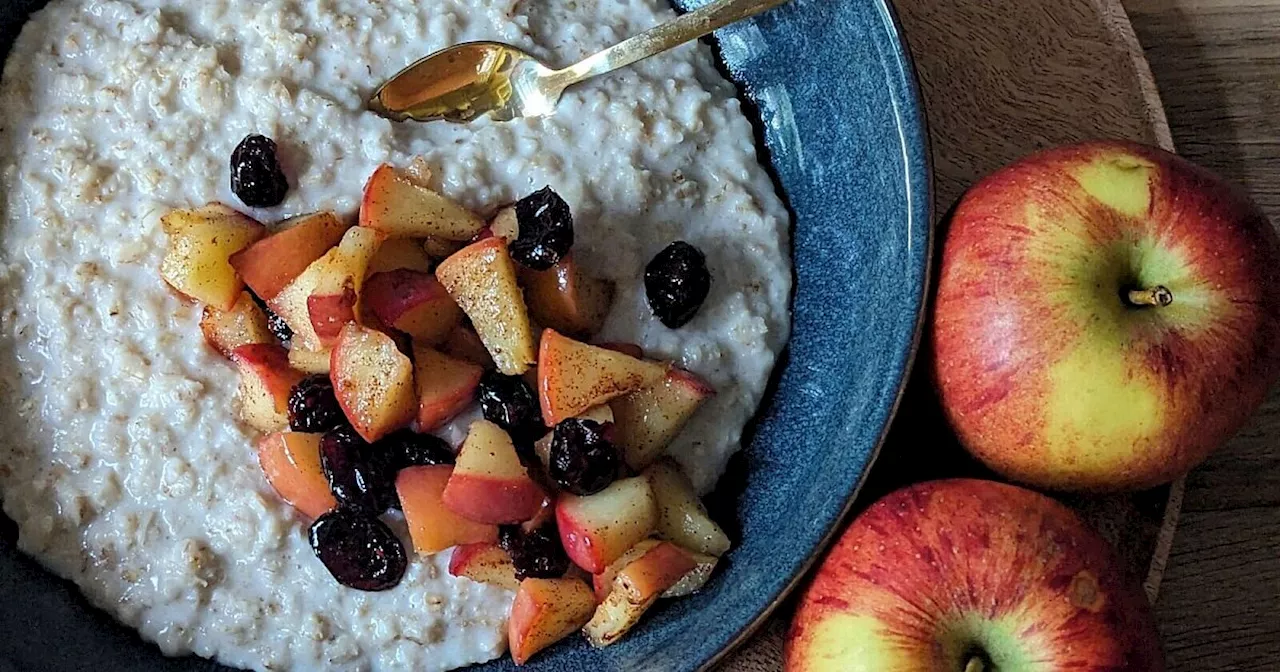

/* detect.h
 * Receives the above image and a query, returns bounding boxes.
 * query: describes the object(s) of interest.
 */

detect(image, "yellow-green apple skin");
[932,141,1280,491]
[784,479,1164,672]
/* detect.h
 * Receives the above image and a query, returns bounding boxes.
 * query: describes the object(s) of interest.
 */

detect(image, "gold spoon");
[368,0,789,123]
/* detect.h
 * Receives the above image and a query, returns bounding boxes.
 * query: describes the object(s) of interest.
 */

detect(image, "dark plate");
[0,0,931,669]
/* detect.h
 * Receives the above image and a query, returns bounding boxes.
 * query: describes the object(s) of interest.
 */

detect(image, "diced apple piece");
[661,550,719,598]
[592,539,661,601]
[610,368,715,471]
[435,237,536,375]
[288,345,331,374]
[359,163,485,240]
[538,330,667,424]
[598,342,645,359]
[331,323,417,442]
[229,211,348,300]
[441,325,495,369]
[269,226,383,350]
[556,476,658,573]
[448,542,519,590]
[257,431,336,519]
[200,291,275,357]
[508,578,597,665]
[583,541,697,647]
[231,343,306,433]
[520,255,614,338]
[413,346,483,430]
[397,465,499,554]
[489,206,519,242]
[364,270,461,345]
[423,236,465,260]
[443,420,546,524]
[160,203,266,310]
[645,460,731,557]
[366,237,434,275]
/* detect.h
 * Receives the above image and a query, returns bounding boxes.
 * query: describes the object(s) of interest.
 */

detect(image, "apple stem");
[964,658,985,672]
[1125,286,1173,308]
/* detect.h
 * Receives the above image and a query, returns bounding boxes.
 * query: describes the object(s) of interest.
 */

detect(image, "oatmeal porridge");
[0,0,790,669]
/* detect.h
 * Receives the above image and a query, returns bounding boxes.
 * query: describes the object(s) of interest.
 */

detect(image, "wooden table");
[1122,1,1280,669]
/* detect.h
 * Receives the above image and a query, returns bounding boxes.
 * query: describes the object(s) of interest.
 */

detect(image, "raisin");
[499,522,570,580]
[375,430,455,472]
[510,186,574,270]
[644,241,711,328]
[230,134,288,207]
[477,371,544,443]
[265,306,293,346]
[288,375,345,433]
[308,508,406,591]
[320,425,397,512]
[549,418,618,496]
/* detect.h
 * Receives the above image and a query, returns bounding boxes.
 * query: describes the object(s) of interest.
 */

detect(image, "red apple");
[435,236,537,375]
[330,323,417,442]
[611,367,714,471]
[932,141,1280,491]
[412,346,483,430]
[538,329,667,424]
[785,479,1164,671]
[442,420,547,524]
[556,476,658,573]
[508,577,596,665]
[519,254,615,338]
[396,465,499,554]
[364,269,461,345]
[257,431,335,519]
[230,343,306,433]
[359,163,485,240]
[448,542,519,590]
[229,211,348,300]
[583,540,696,648]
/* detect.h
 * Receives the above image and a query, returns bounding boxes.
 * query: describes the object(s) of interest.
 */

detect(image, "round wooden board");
[716,0,1180,668]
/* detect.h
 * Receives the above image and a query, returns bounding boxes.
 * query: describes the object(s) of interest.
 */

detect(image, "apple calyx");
[963,653,990,672]
[1124,285,1173,308]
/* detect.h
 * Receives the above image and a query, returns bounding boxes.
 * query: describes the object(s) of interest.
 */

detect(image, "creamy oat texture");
[0,0,790,669]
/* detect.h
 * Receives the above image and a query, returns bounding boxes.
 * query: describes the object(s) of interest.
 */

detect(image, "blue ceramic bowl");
[0,0,931,669]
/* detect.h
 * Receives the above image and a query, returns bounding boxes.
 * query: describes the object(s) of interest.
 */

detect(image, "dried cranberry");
[510,186,574,270]
[499,522,570,580]
[477,371,544,443]
[308,508,406,591]
[320,426,396,512]
[288,375,345,432]
[549,418,618,496]
[644,241,710,328]
[375,430,455,472]
[230,134,289,207]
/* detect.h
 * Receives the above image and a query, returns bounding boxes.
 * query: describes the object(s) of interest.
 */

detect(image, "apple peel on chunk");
[556,476,658,573]
[412,345,483,430]
[520,254,615,338]
[397,465,499,555]
[508,577,597,665]
[583,540,696,647]
[330,323,417,442]
[443,420,547,524]
[448,542,519,591]
[645,460,731,557]
[269,226,383,351]
[160,202,266,310]
[611,367,714,471]
[229,211,348,300]
[200,291,275,357]
[538,329,668,425]
[359,163,485,240]
[230,343,306,434]
[435,237,537,375]
[257,431,335,519]
[364,269,461,345]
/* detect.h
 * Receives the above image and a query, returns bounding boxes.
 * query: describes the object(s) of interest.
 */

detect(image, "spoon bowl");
[369,0,789,123]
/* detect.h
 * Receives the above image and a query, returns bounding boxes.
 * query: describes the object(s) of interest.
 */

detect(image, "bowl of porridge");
[0,0,931,669]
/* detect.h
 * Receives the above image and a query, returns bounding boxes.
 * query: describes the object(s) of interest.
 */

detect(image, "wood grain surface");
[718,0,1280,669]
[1125,2,1280,669]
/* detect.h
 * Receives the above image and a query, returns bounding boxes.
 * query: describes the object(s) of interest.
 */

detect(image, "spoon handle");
[553,0,789,88]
